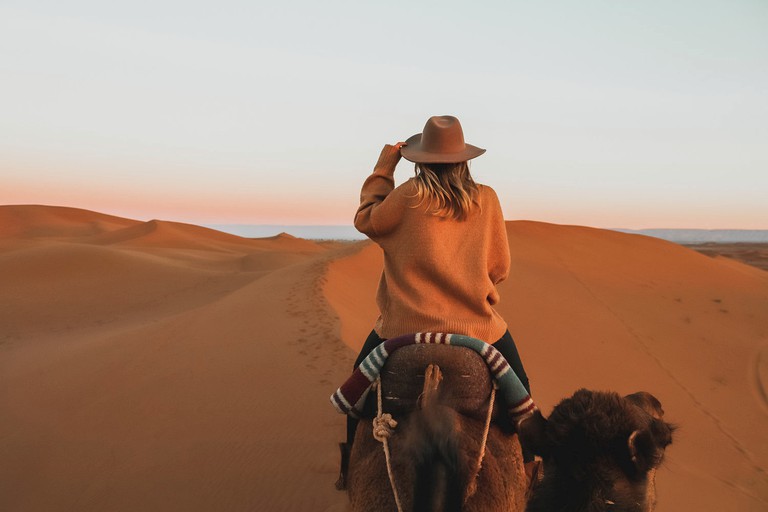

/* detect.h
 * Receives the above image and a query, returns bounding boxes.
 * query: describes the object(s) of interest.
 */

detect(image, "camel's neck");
[526,475,596,512]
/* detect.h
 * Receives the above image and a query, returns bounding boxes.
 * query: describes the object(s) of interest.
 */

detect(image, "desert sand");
[2,205,767,511]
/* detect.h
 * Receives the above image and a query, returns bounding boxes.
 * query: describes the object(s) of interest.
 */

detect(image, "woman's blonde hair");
[412,161,479,221]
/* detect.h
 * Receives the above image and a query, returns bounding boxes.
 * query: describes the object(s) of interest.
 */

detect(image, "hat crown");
[400,115,485,163]
[420,116,466,154]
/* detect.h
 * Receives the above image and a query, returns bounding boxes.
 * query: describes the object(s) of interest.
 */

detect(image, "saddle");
[331,332,535,429]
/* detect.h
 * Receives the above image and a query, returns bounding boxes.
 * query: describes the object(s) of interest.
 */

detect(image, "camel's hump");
[380,344,494,421]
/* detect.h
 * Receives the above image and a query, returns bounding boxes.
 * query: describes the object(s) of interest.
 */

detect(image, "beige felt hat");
[401,115,486,163]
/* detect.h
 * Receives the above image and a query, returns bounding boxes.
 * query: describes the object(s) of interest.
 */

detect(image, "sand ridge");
[0,204,141,239]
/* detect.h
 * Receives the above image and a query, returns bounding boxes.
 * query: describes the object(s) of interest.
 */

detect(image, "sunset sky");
[2,1,766,229]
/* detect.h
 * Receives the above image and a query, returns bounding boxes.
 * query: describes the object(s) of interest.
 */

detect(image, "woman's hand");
[376,142,407,168]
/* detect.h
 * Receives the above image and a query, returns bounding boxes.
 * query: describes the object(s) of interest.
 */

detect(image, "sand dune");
[2,205,767,511]
[498,223,768,511]
[325,221,768,511]
[1,205,351,511]
[0,242,241,338]
[0,204,140,239]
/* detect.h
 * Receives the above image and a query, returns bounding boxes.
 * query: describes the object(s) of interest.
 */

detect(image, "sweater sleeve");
[354,145,403,238]
[487,187,511,285]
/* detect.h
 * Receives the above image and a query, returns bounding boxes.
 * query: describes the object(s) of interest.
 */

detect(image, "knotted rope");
[374,378,404,512]
[373,411,398,442]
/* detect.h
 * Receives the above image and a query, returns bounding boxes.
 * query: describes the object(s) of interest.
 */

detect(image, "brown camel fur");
[346,345,528,512]
[347,402,528,511]
[524,389,675,512]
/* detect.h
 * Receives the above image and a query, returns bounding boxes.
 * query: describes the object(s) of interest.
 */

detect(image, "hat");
[401,115,485,163]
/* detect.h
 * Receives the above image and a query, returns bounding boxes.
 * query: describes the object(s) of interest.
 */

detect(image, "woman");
[336,115,531,490]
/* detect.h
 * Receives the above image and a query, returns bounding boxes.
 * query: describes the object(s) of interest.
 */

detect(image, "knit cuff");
[373,145,401,176]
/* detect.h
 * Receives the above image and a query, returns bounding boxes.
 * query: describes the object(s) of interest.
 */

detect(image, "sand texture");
[2,205,768,511]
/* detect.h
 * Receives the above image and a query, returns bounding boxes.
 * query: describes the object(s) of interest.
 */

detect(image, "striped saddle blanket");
[330,332,537,424]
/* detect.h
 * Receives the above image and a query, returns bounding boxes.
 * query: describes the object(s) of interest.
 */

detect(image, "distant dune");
[2,205,767,511]
[686,242,768,272]
[616,228,768,243]
[207,224,768,243]
[0,204,140,239]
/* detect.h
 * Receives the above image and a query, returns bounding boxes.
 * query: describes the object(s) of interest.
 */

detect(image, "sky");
[1,0,767,229]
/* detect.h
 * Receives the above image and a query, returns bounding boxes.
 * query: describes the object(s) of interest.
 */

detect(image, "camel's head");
[519,389,675,512]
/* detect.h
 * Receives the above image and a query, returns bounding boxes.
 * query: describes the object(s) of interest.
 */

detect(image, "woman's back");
[357,177,510,342]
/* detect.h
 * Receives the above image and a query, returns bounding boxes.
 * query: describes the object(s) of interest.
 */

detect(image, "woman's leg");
[493,329,534,463]
[354,329,386,368]
[492,329,531,394]
[337,330,385,489]
[346,330,386,444]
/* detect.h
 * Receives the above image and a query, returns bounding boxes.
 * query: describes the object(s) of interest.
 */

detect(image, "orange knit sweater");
[354,145,510,343]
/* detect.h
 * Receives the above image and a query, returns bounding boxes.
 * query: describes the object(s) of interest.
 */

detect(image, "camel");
[342,344,674,512]
[345,343,529,512]
[525,389,675,512]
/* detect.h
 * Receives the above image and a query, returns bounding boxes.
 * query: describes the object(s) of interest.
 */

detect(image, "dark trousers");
[346,329,532,446]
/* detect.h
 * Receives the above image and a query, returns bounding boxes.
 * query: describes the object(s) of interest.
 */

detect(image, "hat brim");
[400,133,486,163]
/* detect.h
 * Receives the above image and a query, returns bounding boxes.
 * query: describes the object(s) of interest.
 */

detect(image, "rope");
[374,378,404,512]
[465,383,497,501]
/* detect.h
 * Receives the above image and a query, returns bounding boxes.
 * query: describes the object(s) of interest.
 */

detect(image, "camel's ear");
[627,420,674,473]
[628,430,643,467]
[518,410,550,457]
[625,391,664,419]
